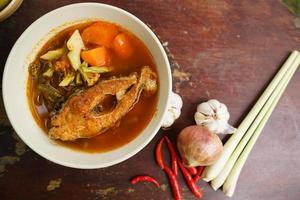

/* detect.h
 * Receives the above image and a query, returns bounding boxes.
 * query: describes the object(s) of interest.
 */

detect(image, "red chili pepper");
[187,167,197,175]
[131,175,160,188]
[156,137,165,169]
[164,166,182,200]
[193,166,205,182]
[178,160,202,199]
[164,136,178,176]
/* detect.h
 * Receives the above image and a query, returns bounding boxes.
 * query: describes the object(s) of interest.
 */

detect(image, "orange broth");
[27,21,158,153]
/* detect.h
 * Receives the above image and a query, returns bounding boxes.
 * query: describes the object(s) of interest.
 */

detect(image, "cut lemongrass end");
[210,52,300,190]
[202,50,299,182]
[223,54,300,197]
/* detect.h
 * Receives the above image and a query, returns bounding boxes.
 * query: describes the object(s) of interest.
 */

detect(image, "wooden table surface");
[0,0,299,199]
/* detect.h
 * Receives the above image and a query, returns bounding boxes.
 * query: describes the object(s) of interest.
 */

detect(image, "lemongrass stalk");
[210,52,300,190]
[223,54,300,197]
[202,51,299,182]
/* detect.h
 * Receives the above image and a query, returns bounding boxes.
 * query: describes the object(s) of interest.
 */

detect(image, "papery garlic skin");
[161,92,183,128]
[194,99,236,134]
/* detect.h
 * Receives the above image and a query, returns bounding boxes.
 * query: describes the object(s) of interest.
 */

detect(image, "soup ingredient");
[131,175,160,188]
[42,62,54,77]
[187,167,197,175]
[282,0,300,16]
[194,99,235,135]
[161,92,182,128]
[165,136,202,198]
[40,47,66,60]
[155,137,182,199]
[81,21,118,48]
[193,166,205,182]
[37,84,62,103]
[78,62,100,86]
[154,136,204,199]
[209,52,300,196]
[49,66,157,141]
[178,160,202,198]
[81,47,111,66]
[202,51,300,183]
[0,0,10,10]
[165,167,182,200]
[67,30,85,70]
[59,73,75,87]
[113,33,134,58]
[53,55,71,72]
[165,136,178,176]
[155,136,178,175]
[43,68,54,77]
[29,61,41,79]
[155,137,165,169]
[177,126,223,167]
[81,65,112,73]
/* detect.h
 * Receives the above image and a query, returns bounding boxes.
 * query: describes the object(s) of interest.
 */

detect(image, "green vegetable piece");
[59,73,75,87]
[82,65,112,73]
[76,72,83,85]
[37,84,62,102]
[67,30,85,70]
[42,68,54,77]
[29,61,40,78]
[282,0,300,16]
[40,47,66,60]
[0,0,10,10]
[78,62,100,86]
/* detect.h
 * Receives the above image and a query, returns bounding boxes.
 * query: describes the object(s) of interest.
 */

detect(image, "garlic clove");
[217,103,230,121]
[222,123,236,134]
[161,91,183,128]
[168,107,181,119]
[207,99,221,110]
[195,112,214,125]
[170,92,183,109]
[162,110,176,128]
[197,102,214,116]
[194,99,236,135]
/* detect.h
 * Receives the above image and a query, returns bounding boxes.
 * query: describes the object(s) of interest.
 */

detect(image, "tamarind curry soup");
[27,20,159,153]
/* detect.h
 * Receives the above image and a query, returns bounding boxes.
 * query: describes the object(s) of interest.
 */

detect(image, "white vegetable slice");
[59,73,75,87]
[67,30,85,70]
[40,47,66,60]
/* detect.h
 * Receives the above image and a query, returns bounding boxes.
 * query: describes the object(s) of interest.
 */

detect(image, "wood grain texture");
[0,0,299,199]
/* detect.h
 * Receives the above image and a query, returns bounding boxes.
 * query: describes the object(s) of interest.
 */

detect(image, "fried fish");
[49,66,157,141]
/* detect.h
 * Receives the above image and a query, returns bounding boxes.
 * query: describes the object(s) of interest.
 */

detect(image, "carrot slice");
[81,47,111,66]
[81,22,118,48]
[113,33,134,59]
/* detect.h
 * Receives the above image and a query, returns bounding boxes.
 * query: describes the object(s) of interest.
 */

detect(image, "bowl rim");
[0,0,23,22]
[2,2,172,169]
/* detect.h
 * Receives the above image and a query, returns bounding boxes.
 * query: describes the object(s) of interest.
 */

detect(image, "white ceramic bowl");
[0,0,23,22]
[2,3,171,169]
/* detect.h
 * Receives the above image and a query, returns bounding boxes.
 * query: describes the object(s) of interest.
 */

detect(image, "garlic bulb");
[162,91,183,128]
[194,99,236,134]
